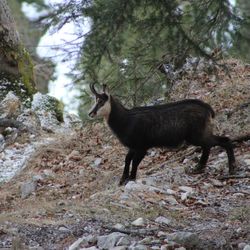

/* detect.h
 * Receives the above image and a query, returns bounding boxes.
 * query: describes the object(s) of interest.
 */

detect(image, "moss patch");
[17,46,36,96]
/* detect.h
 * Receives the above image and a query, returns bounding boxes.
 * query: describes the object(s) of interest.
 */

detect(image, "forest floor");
[0,59,249,249]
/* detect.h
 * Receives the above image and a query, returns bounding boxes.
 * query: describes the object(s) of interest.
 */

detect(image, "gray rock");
[94,157,102,167]
[243,245,250,250]
[31,92,62,132]
[63,113,82,129]
[128,245,148,250]
[164,188,177,195]
[179,186,193,193]
[69,238,83,250]
[110,247,127,250]
[97,232,127,249]
[21,180,37,199]
[209,178,224,187]
[238,243,247,249]
[131,217,145,226]
[125,181,167,195]
[160,245,168,250]
[68,235,93,250]
[32,174,44,182]
[0,91,21,119]
[164,196,179,205]
[166,231,200,248]
[58,226,70,232]
[113,223,125,230]
[80,247,99,250]
[138,237,152,245]
[43,169,56,178]
[243,158,250,166]
[116,235,131,246]
[179,186,194,201]
[155,216,171,226]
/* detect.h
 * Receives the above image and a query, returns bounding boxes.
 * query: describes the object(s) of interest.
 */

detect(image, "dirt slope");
[0,59,249,249]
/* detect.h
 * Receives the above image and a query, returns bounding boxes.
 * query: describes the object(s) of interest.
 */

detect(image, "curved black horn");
[102,84,107,93]
[90,83,99,96]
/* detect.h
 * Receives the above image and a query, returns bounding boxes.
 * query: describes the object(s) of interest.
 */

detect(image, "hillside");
[0,59,249,250]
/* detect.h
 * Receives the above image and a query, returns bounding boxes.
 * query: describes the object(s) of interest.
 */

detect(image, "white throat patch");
[96,96,111,120]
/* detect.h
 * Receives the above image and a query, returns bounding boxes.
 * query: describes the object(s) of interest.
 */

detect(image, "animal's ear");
[102,84,110,95]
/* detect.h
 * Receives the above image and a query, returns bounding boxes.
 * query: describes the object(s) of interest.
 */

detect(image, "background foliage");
[17,0,250,118]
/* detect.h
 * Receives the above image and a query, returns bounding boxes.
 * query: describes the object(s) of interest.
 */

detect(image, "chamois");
[89,83,236,185]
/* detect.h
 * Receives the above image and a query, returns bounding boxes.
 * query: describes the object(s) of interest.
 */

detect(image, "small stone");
[131,217,145,226]
[238,243,247,249]
[209,178,224,187]
[179,186,193,193]
[111,247,127,250]
[20,181,37,199]
[69,235,97,250]
[166,231,200,248]
[43,169,56,178]
[116,235,131,246]
[157,231,168,238]
[58,226,70,232]
[97,232,126,249]
[0,91,21,118]
[125,181,142,191]
[181,192,189,201]
[243,245,250,250]
[165,196,179,205]
[81,247,98,250]
[155,216,172,226]
[151,246,161,250]
[67,150,81,161]
[139,237,153,244]
[165,188,177,195]
[94,157,102,166]
[129,245,148,250]
[32,174,44,181]
[160,245,168,250]
[113,223,125,230]
[233,193,245,198]
[243,159,250,166]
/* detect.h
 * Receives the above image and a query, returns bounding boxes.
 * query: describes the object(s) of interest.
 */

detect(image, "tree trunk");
[0,0,36,101]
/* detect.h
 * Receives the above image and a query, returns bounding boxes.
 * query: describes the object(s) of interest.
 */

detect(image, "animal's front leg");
[119,149,134,185]
[129,150,147,181]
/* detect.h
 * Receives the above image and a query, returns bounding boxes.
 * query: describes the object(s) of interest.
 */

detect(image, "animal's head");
[88,83,111,119]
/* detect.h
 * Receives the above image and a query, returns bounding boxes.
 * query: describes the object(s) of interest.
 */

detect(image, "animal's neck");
[107,96,129,137]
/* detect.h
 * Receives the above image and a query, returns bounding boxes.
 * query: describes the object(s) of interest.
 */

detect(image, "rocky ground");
[0,59,249,250]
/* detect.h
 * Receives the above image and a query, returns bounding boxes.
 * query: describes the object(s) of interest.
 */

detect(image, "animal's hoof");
[119,178,129,186]
[185,165,205,175]
[119,177,136,186]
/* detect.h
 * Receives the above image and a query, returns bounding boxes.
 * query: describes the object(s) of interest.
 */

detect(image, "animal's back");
[128,99,215,118]
[124,99,215,149]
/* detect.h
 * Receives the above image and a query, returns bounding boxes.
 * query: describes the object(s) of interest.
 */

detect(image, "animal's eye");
[98,99,105,105]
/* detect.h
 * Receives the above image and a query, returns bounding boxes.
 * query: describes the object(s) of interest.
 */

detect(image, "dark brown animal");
[89,84,236,185]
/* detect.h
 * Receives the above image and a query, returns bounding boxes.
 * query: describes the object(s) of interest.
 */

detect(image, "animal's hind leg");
[129,150,147,182]
[215,136,236,174]
[119,149,134,185]
[192,147,211,174]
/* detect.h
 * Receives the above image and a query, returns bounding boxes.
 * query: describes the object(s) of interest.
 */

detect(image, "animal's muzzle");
[88,110,96,118]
